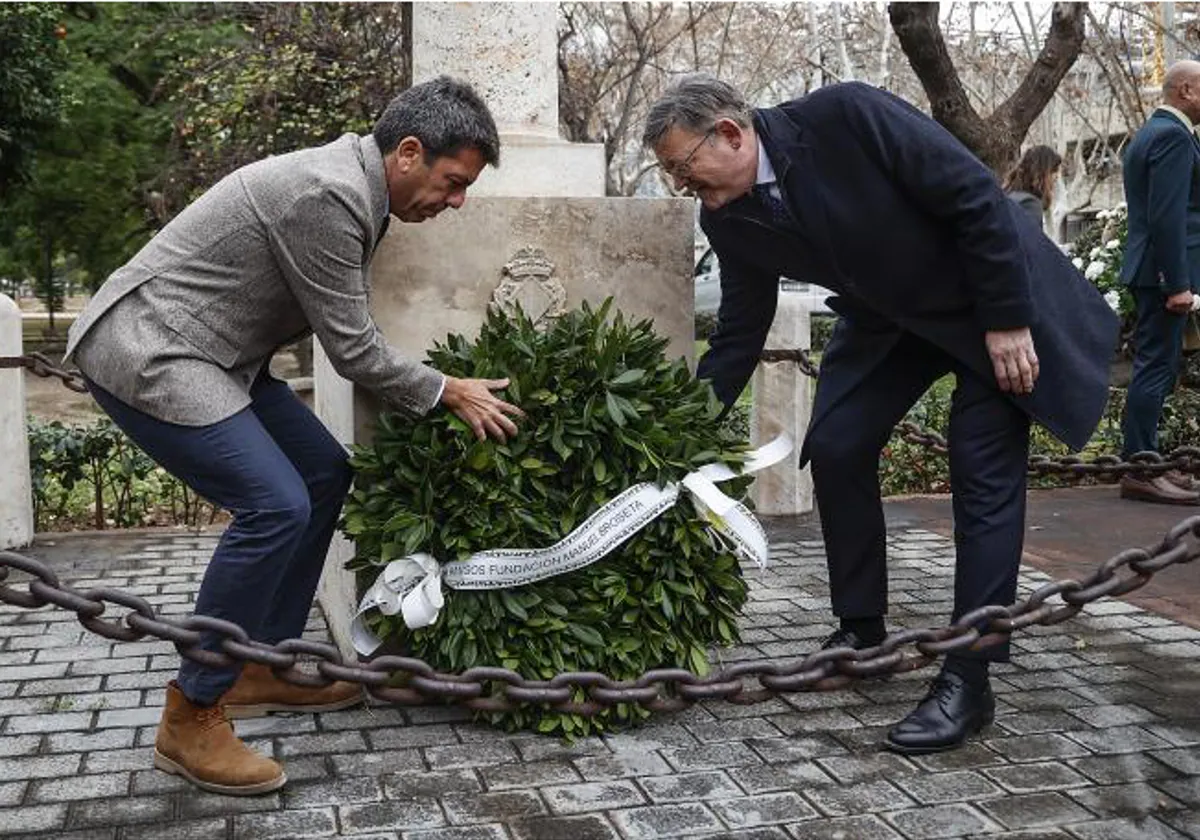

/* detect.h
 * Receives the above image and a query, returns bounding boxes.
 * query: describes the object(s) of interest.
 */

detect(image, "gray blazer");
[67,133,444,426]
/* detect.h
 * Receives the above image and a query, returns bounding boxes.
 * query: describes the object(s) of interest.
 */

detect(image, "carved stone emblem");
[490,247,567,326]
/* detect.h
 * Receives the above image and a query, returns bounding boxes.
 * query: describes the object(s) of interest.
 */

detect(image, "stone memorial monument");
[314,2,696,657]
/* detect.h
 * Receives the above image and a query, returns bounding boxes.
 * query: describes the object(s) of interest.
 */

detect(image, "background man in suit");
[1118,60,1200,505]
[644,76,1118,754]
[66,76,523,795]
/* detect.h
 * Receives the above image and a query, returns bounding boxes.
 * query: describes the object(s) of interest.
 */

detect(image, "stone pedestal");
[0,295,33,549]
[314,4,688,661]
[315,198,694,658]
[412,3,605,198]
[750,292,813,515]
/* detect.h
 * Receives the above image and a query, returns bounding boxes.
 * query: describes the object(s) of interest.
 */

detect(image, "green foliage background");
[343,303,754,736]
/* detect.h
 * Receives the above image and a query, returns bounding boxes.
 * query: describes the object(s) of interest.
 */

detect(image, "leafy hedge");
[342,301,754,736]
[27,417,220,531]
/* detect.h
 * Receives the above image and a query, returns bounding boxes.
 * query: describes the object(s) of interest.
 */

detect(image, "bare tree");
[888,2,1087,173]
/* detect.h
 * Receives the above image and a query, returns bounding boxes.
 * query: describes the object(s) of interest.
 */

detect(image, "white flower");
[1072,257,1084,270]
[1097,209,1111,221]
[1085,260,1106,280]
[1089,247,1103,259]
[1104,290,1121,312]
[1105,239,1121,250]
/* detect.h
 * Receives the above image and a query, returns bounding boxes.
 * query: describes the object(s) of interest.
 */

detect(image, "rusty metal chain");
[0,352,88,393]
[2,512,1198,714]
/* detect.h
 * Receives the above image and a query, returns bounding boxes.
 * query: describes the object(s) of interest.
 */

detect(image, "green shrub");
[342,301,754,736]
[27,417,219,531]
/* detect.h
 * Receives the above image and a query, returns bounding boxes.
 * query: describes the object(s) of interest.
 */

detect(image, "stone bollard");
[750,291,814,514]
[0,295,34,548]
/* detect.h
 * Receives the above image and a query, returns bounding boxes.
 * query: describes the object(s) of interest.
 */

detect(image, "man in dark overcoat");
[644,75,1118,753]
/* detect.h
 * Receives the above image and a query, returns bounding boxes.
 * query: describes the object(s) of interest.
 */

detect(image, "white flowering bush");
[1067,203,1130,320]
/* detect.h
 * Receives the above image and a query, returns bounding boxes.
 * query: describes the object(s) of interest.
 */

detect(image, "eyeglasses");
[661,127,715,180]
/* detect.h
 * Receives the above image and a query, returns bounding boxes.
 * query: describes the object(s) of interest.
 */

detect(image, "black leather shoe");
[884,670,995,754]
[819,628,882,651]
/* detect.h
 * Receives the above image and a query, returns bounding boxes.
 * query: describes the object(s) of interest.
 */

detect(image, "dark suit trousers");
[86,374,352,704]
[1122,287,1187,457]
[807,334,1030,661]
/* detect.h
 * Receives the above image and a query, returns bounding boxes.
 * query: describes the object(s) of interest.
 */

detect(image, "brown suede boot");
[221,662,364,719]
[154,681,285,796]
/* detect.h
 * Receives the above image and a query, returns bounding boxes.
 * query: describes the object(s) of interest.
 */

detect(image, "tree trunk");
[888,2,1086,174]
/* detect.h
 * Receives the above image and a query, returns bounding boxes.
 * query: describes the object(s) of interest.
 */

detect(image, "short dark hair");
[1003,145,1062,207]
[373,76,500,166]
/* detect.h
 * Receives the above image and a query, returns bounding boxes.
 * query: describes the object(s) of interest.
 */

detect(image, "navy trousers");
[86,374,352,704]
[1122,287,1187,457]
[807,334,1030,661]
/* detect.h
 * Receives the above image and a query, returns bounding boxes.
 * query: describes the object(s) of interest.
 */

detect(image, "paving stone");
[1150,746,1200,775]
[480,760,580,790]
[709,791,815,828]
[732,761,835,795]
[331,748,422,777]
[603,725,698,753]
[784,814,902,839]
[0,736,43,757]
[514,736,610,763]
[686,718,783,743]
[425,742,519,770]
[232,808,337,839]
[441,790,547,824]
[93,707,163,729]
[281,775,382,809]
[978,791,1095,829]
[122,820,230,840]
[572,751,670,781]
[981,761,1090,793]
[609,803,722,839]
[508,814,620,840]
[897,769,1004,803]
[1068,781,1186,818]
[1067,816,1190,840]
[1153,775,1200,808]
[747,735,847,763]
[403,826,506,840]
[992,710,1082,735]
[884,802,996,838]
[17,676,103,697]
[1069,753,1184,784]
[367,723,458,750]
[814,752,918,784]
[30,771,130,802]
[0,753,82,779]
[660,742,763,772]
[0,805,68,837]
[909,742,1008,772]
[693,829,789,840]
[381,768,482,799]
[541,780,644,814]
[338,799,446,834]
[984,733,1091,762]
[70,796,173,828]
[1068,703,1161,728]
[45,728,136,753]
[0,782,25,807]
[1143,721,1200,747]
[1065,725,1173,755]
[178,791,281,819]
[805,779,915,817]
[276,730,368,757]
[636,770,741,803]
[315,706,408,731]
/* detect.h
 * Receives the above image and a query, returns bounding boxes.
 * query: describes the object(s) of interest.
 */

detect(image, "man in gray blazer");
[66,76,522,796]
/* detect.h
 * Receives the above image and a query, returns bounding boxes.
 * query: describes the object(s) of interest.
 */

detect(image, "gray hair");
[642,74,753,148]
[373,76,500,166]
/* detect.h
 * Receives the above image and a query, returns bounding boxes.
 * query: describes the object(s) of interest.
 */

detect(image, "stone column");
[750,292,813,515]
[0,295,34,549]
[411,2,606,198]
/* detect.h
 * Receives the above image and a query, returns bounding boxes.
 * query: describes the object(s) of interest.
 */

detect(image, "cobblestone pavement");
[1,529,1197,840]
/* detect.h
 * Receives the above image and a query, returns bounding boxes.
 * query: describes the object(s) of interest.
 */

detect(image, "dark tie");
[753,183,793,228]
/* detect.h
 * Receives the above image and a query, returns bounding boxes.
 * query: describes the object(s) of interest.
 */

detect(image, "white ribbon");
[351,435,793,654]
